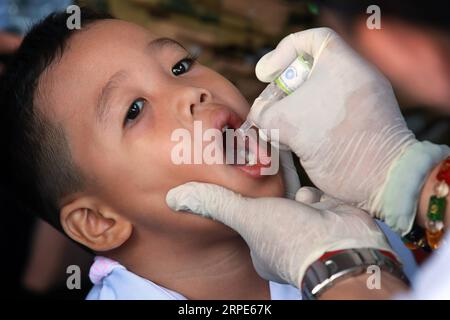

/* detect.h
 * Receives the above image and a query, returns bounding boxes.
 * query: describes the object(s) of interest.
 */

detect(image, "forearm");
[0,31,22,53]
[318,271,408,300]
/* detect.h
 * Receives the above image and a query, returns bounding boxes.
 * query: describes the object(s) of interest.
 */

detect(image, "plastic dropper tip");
[237,120,253,135]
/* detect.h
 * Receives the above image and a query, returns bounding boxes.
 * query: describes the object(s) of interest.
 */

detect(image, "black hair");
[1,8,112,233]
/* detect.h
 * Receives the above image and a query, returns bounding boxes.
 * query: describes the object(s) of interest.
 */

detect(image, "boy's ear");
[60,197,132,252]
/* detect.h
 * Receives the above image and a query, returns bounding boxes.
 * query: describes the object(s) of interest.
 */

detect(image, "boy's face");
[39,20,284,241]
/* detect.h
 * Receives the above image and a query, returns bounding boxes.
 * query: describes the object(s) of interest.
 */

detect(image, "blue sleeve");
[0,1,10,30]
[376,220,418,280]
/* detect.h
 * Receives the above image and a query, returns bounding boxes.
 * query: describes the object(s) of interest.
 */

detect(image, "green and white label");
[275,55,312,95]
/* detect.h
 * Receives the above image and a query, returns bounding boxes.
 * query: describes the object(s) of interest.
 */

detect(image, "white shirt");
[86,256,301,300]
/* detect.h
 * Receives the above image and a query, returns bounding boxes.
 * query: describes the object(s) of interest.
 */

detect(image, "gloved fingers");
[247,93,304,149]
[317,192,341,203]
[166,182,253,232]
[255,34,299,83]
[295,186,323,204]
[294,187,346,212]
[280,150,301,199]
[255,27,336,83]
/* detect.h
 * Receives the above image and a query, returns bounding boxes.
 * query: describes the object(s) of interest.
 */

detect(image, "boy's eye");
[172,57,196,76]
[125,99,145,125]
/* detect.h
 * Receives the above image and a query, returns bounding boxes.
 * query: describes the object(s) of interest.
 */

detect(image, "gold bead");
[404,242,418,250]
[426,228,445,250]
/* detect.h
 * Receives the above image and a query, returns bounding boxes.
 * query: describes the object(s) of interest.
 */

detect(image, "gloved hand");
[166,182,396,288]
[251,27,449,234]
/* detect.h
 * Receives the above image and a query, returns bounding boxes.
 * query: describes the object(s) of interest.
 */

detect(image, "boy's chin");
[173,162,284,198]
[206,168,284,199]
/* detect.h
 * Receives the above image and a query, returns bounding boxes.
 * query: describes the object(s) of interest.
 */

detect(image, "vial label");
[274,55,311,95]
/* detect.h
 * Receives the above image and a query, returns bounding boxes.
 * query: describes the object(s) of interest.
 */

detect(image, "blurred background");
[1,0,449,299]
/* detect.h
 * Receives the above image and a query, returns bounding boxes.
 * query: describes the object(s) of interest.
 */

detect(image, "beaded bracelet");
[403,156,449,251]
[426,157,450,249]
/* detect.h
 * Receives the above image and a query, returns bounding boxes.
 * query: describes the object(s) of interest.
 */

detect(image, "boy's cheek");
[200,71,250,116]
[219,82,251,116]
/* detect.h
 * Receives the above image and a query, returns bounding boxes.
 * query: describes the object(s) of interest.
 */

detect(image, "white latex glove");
[166,183,396,288]
[251,27,449,234]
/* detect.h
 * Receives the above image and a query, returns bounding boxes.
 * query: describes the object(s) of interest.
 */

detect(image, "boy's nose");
[175,87,212,122]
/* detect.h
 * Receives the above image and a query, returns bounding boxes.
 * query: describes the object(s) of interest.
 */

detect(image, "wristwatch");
[301,248,409,300]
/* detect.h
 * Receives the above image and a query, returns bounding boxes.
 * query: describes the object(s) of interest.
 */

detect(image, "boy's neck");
[111,230,270,300]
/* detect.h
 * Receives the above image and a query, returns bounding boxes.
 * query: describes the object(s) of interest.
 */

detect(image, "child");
[1,8,414,299]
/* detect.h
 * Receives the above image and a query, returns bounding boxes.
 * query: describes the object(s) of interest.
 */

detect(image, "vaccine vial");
[259,53,313,101]
[237,52,314,150]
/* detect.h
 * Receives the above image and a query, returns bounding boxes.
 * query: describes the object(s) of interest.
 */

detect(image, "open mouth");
[213,109,271,168]
[221,125,257,166]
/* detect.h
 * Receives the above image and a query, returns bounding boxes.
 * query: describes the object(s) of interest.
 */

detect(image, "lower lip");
[228,155,273,178]
[225,138,272,179]
[232,164,266,178]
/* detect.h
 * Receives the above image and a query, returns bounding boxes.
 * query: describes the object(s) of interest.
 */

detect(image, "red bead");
[437,157,450,184]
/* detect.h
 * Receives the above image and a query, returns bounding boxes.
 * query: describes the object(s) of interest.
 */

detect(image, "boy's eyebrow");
[96,37,186,125]
[146,37,187,53]
[96,70,129,124]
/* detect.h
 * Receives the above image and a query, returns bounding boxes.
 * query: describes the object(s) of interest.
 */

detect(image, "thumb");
[295,187,323,204]
[166,182,256,232]
[255,27,336,83]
